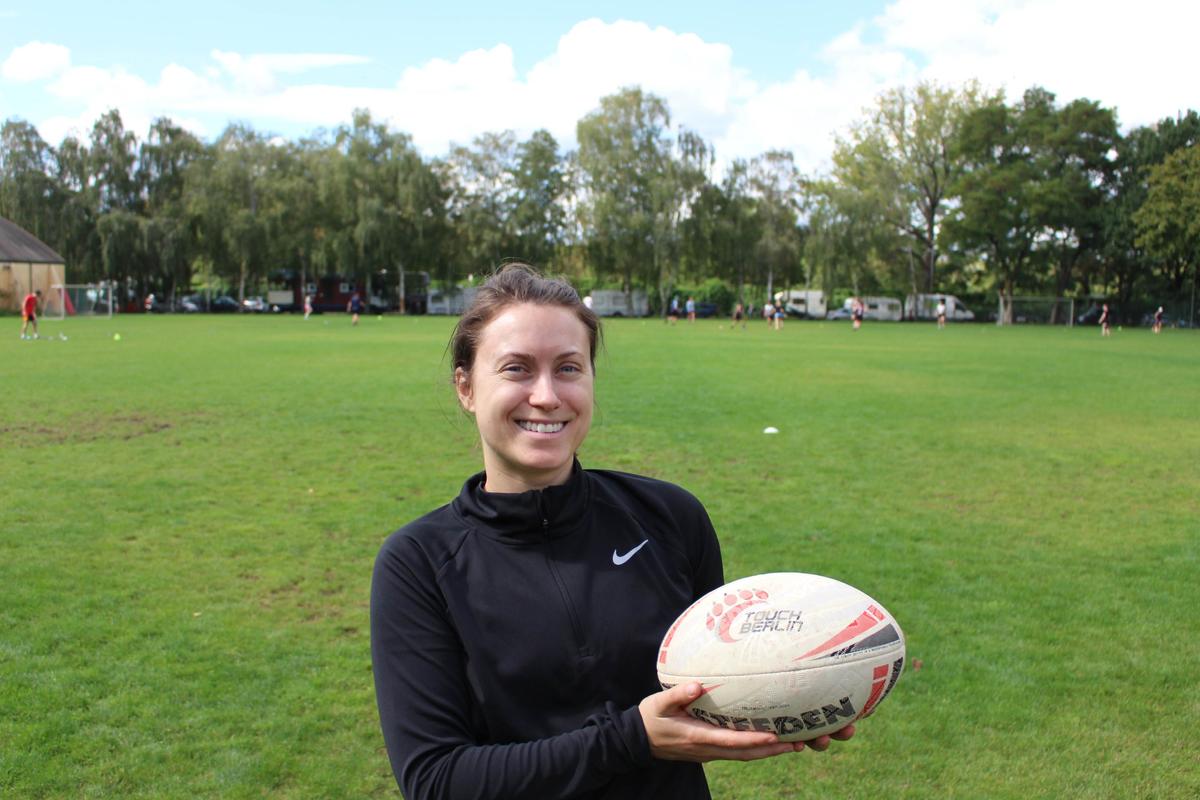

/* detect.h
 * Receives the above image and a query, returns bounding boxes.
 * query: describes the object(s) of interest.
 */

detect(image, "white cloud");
[9,4,1200,173]
[722,0,1200,172]
[210,50,369,93]
[877,0,1200,128]
[29,47,374,143]
[371,19,757,156]
[525,19,755,141]
[2,41,71,81]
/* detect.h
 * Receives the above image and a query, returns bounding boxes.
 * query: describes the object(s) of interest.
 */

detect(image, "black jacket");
[371,462,724,799]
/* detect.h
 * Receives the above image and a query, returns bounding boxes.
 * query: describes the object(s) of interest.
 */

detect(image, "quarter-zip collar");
[453,459,590,541]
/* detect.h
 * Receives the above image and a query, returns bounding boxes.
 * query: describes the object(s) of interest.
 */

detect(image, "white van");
[849,296,903,321]
[589,289,649,317]
[905,293,975,321]
[773,290,827,319]
[427,287,479,315]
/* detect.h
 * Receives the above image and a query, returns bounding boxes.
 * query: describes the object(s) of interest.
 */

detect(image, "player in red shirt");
[20,290,41,340]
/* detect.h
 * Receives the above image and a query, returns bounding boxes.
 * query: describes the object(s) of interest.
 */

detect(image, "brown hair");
[450,263,601,380]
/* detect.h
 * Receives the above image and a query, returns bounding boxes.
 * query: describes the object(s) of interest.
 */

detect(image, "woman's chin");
[503,455,574,486]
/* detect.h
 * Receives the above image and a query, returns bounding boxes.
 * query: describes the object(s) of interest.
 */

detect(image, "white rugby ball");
[656,572,904,741]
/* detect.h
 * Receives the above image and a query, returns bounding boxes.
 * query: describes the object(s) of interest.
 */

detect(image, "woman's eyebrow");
[492,348,584,361]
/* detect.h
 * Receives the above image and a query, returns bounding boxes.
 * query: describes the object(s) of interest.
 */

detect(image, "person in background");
[1153,306,1164,334]
[370,264,853,800]
[685,296,696,323]
[1099,303,1111,337]
[348,291,364,326]
[731,302,746,330]
[20,290,41,340]
[304,294,314,321]
[935,299,946,330]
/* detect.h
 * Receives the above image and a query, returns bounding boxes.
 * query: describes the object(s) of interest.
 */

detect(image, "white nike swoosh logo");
[612,539,649,566]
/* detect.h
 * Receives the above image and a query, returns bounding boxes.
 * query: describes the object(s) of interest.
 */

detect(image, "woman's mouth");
[517,420,566,433]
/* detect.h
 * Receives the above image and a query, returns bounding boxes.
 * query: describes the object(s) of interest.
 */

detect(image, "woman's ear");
[455,367,474,413]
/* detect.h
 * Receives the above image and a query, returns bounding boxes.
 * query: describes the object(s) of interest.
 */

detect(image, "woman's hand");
[639,682,856,763]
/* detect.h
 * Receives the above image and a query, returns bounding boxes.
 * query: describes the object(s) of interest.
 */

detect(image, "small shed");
[0,216,66,313]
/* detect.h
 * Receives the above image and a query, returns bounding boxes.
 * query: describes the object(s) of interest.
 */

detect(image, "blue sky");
[2,1,1196,171]
[1,1,884,84]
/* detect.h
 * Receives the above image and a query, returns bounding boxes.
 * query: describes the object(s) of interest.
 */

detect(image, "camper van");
[588,289,649,317]
[904,293,975,321]
[834,296,903,321]
[773,289,827,319]
[427,286,480,315]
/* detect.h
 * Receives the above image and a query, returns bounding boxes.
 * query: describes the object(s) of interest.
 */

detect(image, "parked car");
[180,294,238,312]
[694,302,719,318]
[242,296,267,313]
[174,296,201,313]
[826,308,854,320]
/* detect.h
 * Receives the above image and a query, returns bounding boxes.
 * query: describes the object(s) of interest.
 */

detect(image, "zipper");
[537,490,588,656]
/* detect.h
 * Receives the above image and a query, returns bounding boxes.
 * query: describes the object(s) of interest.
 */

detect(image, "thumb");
[653,682,703,714]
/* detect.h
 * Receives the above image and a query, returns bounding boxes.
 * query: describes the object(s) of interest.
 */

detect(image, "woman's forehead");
[478,304,588,354]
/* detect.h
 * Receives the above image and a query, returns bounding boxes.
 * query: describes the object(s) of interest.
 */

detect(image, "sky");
[2,0,1197,174]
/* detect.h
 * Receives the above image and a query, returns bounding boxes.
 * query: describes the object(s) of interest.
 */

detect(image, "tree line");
[1,83,1197,320]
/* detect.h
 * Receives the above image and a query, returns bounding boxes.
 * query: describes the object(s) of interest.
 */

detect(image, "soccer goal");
[50,283,115,319]
[996,295,1075,326]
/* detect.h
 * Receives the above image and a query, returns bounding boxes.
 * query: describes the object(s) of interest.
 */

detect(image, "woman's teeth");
[518,421,565,433]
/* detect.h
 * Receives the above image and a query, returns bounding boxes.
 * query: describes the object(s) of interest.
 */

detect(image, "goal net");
[50,283,115,319]
[996,296,1075,325]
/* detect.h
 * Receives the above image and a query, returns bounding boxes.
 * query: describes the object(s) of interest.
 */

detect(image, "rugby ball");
[656,572,904,741]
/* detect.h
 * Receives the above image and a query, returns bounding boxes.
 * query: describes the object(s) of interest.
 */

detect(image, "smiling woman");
[450,274,598,493]
[369,263,853,800]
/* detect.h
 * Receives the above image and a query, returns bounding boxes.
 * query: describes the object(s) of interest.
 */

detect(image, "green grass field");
[2,313,1197,799]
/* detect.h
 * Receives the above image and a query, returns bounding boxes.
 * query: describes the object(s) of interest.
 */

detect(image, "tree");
[649,127,712,310]
[833,83,985,301]
[326,109,444,300]
[1105,111,1200,307]
[748,151,804,298]
[138,118,204,298]
[89,109,139,213]
[0,119,61,244]
[511,130,567,270]
[944,87,1118,321]
[576,88,674,305]
[53,135,101,280]
[186,124,270,303]
[1034,96,1118,311]
[1135,144,1200,321]
[259,138,331,301]
[804,178,897,297]
[444,131,518,274]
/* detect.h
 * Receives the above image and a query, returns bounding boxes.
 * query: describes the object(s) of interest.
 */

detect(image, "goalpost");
[50,283,115,319]
[996,295,1076,326]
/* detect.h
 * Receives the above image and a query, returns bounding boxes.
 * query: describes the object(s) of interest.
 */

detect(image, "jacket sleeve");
[370,534,654,800]
[686,498,725,600]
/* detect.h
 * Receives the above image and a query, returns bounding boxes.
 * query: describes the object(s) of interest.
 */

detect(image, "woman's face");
[457,303,594,494]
